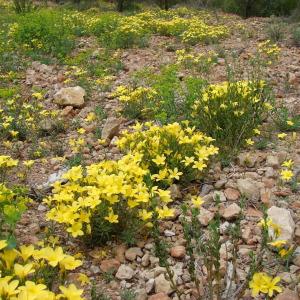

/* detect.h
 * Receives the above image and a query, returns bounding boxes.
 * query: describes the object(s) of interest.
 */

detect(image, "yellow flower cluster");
[69,137,85,154]
[280,159,294,182]
[0,155,18,169]
[87,8,229,48]
[192,80,268,118]
[0,240,84,299]
[45,153,174,238]
[111,86,158,118]
[268,239,294,258]
[0,92,59,142]
[116,122,218,184]
[258,40,281,61]
[175,49,217,72]
[181,18,229,45]
[249,272,282,298]
[258,217,281,238]
[152,17,190,36]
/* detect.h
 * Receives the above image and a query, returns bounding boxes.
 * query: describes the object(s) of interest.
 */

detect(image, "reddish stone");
[224,188,240,201]
[170,246,186,259]
[100,259,120,274]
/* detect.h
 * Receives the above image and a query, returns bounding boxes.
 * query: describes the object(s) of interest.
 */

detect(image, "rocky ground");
[6,12,300,300]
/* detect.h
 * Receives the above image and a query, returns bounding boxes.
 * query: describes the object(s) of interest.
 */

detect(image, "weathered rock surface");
[267,206,295,241]
[155,274,172,294]
[125,247,143,261]
[224,188,240,201]
[222,203,241,220]
[115,264,134,280]
[237,178,260,199]
[100,258,120,273]
[54,86,86,107]
[170,245,186,259]
[101,117,122,140]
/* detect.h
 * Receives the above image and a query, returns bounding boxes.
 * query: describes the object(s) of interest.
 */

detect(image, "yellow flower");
[280,169,293,181]
[191,196,204,208]
[277,133,287,139]
[253,128,261,135]
[32,92,43,100]
[67,222,84,238]
[0,249,18,269]
[168,168,183,180]
[279,246,293,258]
[3,141,12,149]
[98,138,106,145]
[39,246,65,267]
[249,272,267,297]
[156,189,172,203]
[59,284,84,300]
[264,276,282,297]
[0,278,19,297]
[77,273,90,286]
[245,138,254,145]
[9,130,18,137]
[0,239,7,250]
[192,160,207,171]
[18,245,35,262]
[181,156,194,166]
[268,240,286,248]
[249,273,282,298]
[287,120,294,126]
[139,209,153,221]
[85,112,96,122]
[104,208,119,223]
[14,263,35,279]
[59,255,82,270]
[23,160,34,168]
[62,166,83,182]
[281,159,293,169]
[18,281,47,298]
[258,218,281,237]
[152,155,166,166]
[156,206,175,219]
[77,128,86,135]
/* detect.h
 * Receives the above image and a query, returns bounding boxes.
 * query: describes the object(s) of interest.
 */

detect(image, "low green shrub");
[267,21,285,42]
[191,80,273,156]
[113,64,206,122]
[213,0,298,17]
[292,26,300,46]
[13,0,33,13]
[9,10,78,58]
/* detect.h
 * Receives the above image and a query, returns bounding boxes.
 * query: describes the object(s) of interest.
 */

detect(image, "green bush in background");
[212,0,298,18]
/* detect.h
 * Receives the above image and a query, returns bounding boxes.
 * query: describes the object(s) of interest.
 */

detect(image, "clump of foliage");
[0,156,28,247]
[0,91,60,141]
[114,40,279,158]
[213,0,298,18]
[45,122,217,244]
[151,195,292,299]
[89,8,229,49]
[292,26,300,46]
[45,153,175,244]
[0,240,85,299]
[190,80,272,155]
[13,0,33,13]
[114,64,206,122]
[117,122,219,185]
[9,10,87,58]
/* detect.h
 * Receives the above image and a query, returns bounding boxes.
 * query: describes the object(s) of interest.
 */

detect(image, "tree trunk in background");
[117,0,124,12]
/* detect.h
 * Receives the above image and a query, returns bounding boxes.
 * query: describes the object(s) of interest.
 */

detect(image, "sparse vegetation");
[0,1,299,299]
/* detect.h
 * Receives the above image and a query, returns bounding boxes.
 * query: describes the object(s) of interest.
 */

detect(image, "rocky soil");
[8,13,300,300]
